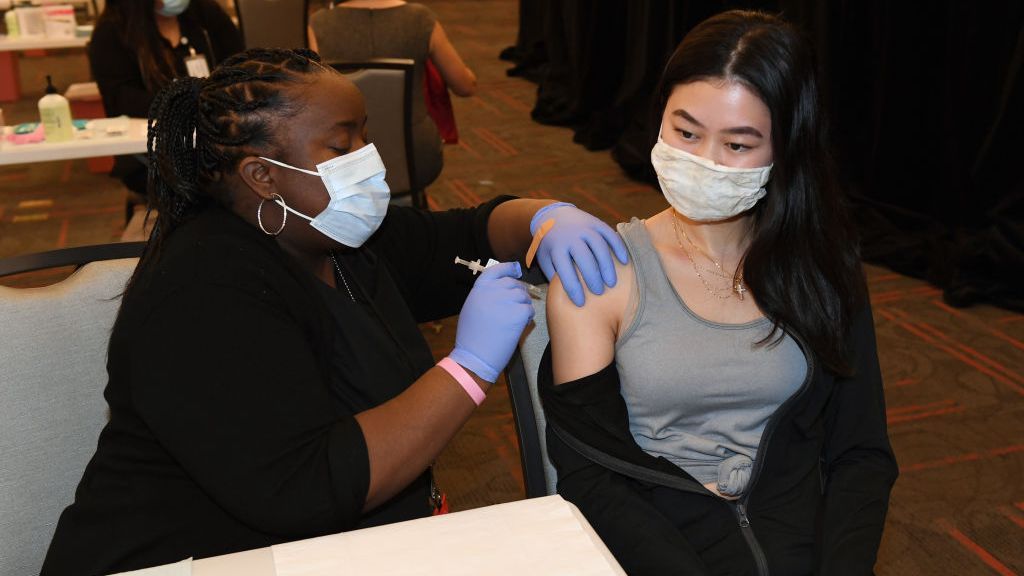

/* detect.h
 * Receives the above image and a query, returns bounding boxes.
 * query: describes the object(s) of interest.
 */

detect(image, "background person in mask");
[310,0,478,193]
[88,0,243,221]
[541,10,897,576]
[41,48,629,576]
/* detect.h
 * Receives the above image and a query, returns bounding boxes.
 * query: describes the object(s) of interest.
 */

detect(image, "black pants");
[641,484,758,576]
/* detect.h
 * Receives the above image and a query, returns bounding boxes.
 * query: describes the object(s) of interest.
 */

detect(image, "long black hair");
[126,47,328,292]
[96,0,210,91]
[655,10,866,375]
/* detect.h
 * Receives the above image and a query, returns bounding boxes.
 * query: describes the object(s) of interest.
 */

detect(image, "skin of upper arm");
[547,257,633,384]
[307,25,319,52]
[428,21,477,97]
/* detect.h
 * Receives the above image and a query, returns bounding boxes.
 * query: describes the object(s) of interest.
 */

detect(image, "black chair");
[504,286,558,498]
[329,59,424,208]
[0,241,146,277]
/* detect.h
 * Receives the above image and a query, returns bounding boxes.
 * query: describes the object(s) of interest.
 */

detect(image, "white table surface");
[0,35,89,51]
[0,118,147,166]
[182,496,625,576]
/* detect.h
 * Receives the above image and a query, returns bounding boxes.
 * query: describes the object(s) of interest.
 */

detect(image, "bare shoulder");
[546,257,633,326]
[546,255,635,384]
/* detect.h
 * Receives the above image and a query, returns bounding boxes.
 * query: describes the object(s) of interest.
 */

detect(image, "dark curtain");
[502,1,1024,311]
[820,1,1024,310]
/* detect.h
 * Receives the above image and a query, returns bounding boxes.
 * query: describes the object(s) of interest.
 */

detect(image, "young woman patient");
[541,10,897,576]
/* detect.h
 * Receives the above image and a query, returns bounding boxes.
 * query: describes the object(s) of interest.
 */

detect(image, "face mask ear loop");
[258,156,320,176]
[257,193,288,236]
[274,196,316,223]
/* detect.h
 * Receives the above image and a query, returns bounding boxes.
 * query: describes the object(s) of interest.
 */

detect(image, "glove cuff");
[449,348,500,383]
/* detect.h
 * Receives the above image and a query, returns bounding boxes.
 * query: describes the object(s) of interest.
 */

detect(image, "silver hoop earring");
[257,193,287,236]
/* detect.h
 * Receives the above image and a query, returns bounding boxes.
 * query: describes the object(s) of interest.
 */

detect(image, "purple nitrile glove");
[531,202,630,307]
[449,261,535,383]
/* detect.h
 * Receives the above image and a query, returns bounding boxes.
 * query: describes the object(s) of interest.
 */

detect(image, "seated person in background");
[40,47,627,576]
[310,0,478,192]
[541,10,898,576]
[89,0,244,220]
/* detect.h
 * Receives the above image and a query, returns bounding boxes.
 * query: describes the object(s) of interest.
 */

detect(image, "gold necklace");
[671,214,747,301]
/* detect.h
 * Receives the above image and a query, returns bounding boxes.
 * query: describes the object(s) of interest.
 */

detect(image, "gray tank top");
[615,219,808,496]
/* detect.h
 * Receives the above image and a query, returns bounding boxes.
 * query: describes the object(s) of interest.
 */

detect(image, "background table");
[0,35,90,102]
[0,117,146,166]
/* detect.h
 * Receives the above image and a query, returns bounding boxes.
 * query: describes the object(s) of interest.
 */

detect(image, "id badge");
[185,54,210,78]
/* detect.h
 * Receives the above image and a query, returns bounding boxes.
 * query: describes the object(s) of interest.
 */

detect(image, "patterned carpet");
[2,1,1022,574]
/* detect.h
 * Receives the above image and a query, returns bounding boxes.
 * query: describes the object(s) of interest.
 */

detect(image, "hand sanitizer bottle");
[38,75,73,142]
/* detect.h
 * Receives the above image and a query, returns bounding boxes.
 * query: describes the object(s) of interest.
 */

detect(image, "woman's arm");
[355,365,491,510]
[817,302,899,575]
[547,264,630,384]
[428,21,477,97]
[135,259,525,525]
[372,198,627,321]
[486,198,554,262]
[307,25,319,52]
[357,260,532,510]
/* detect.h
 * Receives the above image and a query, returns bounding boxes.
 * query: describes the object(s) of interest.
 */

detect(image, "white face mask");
[260,144,390,248]
[650,131,772,222]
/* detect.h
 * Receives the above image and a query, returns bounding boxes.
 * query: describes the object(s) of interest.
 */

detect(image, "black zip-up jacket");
[539,303,898,576]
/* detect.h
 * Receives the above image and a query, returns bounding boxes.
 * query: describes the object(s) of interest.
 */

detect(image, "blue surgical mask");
[157,0,190,17]
[260,144,391,248]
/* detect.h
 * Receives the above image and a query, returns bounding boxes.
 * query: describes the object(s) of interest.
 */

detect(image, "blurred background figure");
[88,0,243,220]
[310,0,477,194]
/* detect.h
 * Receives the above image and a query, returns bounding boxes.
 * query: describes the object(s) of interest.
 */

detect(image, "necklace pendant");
[734,280,747,301]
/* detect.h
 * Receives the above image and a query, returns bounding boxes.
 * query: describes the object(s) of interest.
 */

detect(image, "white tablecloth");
[173,495,625,576]
[0,118,147,166]
[270,495,624,576]
[0,35,89,52]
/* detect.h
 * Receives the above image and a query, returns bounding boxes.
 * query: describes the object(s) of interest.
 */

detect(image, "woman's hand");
[532,203,630,307]
[449,262,535,382]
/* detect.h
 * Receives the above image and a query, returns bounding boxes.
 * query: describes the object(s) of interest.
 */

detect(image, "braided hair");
[128,47,328,292]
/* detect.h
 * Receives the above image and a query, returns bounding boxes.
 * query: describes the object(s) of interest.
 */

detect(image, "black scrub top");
[40,197,514,576]
[316,247,438,527]
[314,196,518,524]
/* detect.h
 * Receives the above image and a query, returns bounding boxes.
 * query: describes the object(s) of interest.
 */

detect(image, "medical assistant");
[41,196,513,576]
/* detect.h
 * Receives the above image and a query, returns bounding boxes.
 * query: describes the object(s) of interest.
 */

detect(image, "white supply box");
[42,4,75,38]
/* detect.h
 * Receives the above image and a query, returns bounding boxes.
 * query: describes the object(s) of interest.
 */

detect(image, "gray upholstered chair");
[329,59,424,208]
[0,243,143,576]
[234,0,308,50]
[504,285,559,497]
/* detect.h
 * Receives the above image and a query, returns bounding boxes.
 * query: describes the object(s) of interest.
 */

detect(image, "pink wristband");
[437,357,487,406]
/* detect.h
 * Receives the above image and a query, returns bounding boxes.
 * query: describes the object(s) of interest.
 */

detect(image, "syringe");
[454,256,545,299]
